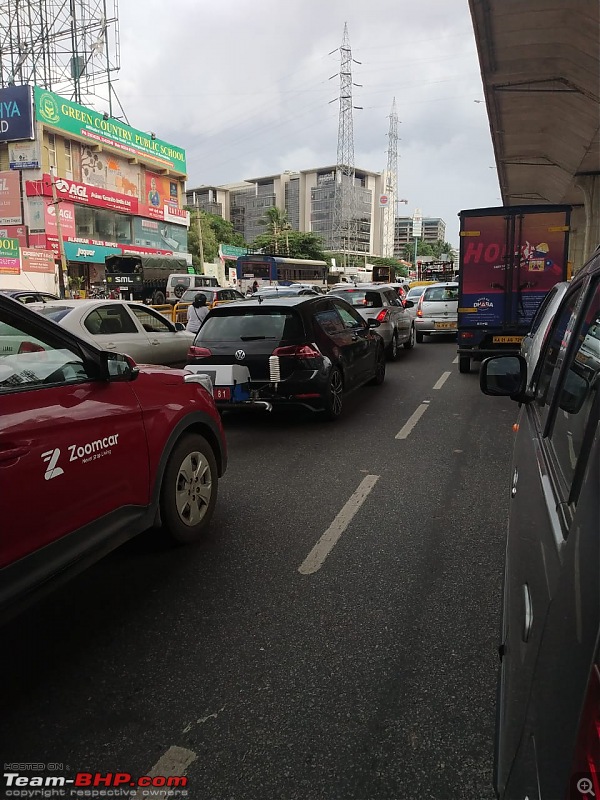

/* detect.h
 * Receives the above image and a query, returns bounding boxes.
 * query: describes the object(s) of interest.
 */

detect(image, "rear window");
[406,288,425,301]
[181,289,216,303]
[196,309,304,342]
[328,289,383,308]
[423,286,459,302]
[35,305,74,323]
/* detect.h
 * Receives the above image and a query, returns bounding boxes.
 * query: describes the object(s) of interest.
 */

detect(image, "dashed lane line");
[433,371,451,390]
[395,402,430,440]
[298,474,380,575]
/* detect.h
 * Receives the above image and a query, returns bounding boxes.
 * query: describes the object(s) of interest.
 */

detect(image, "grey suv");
[327,284,415,359]
[479,245,600,799]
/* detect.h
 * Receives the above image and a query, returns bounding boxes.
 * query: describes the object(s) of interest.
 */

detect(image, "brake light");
[416,298,423,318]
[187,346,212,359]
[460,332,474,339]
[272,344,321,358]
[18,341,45,354]
[376,309,389,322]
[569,663,600,797]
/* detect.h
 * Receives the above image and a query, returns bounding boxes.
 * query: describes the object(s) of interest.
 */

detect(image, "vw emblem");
[235,349,246,361]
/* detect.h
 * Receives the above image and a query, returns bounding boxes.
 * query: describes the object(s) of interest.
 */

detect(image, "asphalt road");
[0,338,516,800]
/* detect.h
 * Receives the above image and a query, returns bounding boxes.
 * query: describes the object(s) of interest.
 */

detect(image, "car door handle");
[149,339,160,345]
[0,446,29,463]
[104,342,117,349]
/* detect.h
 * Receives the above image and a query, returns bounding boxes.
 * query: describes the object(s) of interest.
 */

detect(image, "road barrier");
[149,304,177,322]
[173,302,192,325]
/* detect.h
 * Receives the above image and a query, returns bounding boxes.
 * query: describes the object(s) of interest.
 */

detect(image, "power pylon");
[0,0,126,119]
[331,23,361,263]
[382,98,399,258]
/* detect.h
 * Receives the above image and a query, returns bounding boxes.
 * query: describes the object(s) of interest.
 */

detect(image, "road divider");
[395,402,430,440]
[298,474,380,575]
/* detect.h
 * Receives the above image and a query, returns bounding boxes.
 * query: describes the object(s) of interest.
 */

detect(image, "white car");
[34,300,195,367]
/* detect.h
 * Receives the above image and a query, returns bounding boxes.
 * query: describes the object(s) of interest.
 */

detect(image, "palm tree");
[259,206,291,255]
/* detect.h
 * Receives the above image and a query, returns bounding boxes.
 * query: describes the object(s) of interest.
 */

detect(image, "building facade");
[186,166,386,256]
[394,216,447,257]
[0,84,189,294]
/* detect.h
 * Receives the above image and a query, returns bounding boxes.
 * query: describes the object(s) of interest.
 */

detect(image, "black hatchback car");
[186,295,386,419]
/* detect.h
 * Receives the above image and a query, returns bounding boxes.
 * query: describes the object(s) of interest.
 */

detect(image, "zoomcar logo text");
[69,434,119,462]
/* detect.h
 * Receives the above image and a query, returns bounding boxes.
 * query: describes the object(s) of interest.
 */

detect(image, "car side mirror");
[480,355,527,400]
[175,322,185,331]
[368,318,381,328]
[102,351,139,382]
[404,300,414,308]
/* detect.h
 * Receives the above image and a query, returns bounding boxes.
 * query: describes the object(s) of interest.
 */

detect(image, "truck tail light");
[187,346,212,359]
[376,309,389,323]
[460,332,474,340]
[272,344,321,358]
[569,662,600,797]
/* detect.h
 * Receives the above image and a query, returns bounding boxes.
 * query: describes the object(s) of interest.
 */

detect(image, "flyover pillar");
[576,173,600,264]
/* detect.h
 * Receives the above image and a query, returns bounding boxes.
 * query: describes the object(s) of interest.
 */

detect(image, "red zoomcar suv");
[0,294,227,623]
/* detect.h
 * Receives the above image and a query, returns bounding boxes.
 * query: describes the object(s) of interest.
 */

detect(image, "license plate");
[213,387,231,401]
[493,336,524,344]
[434,321,455,329]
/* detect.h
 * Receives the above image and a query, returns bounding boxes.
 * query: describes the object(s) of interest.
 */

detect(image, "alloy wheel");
[174,451,213,527]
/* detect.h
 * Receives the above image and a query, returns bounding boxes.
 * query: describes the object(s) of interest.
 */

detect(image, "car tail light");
[416,297,424,317]
[187,345,212,359]
[569,662,600,798]
[272,344,321,358]
[376,309,389,322]
[460,332,474,340]
[18,341,45,354]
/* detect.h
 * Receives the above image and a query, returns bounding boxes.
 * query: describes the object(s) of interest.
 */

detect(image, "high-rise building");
[186,166,386,255]
[393,216,446,258]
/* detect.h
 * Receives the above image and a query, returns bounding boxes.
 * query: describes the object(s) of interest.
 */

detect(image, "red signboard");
[26,175,139,215]
[0,224,27,246]
[44,199,76,238]
[0,170,22,225]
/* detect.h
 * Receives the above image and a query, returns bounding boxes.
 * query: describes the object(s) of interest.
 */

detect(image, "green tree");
[402,239,455,263]
[204,212,246,248]
[186,209,218,269]
[371,256,409,277]
[257,206,292,255]
[252,230,326,261]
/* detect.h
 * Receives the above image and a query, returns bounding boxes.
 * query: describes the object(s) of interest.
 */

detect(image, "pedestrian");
[186,293,209,333]
[252,280,259,293]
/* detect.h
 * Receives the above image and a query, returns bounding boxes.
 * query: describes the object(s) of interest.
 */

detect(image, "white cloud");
[106,0,500,246]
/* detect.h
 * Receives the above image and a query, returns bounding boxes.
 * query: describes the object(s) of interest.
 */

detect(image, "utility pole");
[50,166,68,299]
[196,207,205,274]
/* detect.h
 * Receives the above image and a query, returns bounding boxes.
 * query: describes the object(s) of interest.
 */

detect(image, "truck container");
[457,205,571,373]
[104,254,191,304]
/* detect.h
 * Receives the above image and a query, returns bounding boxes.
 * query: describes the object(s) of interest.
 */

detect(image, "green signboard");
[219,244,249,259]
[34,87,187,175]
[0,237,21,274]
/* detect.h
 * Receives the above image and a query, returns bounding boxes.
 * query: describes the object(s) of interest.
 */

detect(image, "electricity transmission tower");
[0,0,126,119]
[330,23,361,263]
[382,98,399,258]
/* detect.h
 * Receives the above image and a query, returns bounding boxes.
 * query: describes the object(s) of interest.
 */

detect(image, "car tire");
[416,330,424,343]
[159,433,218,544]
[322,368,344,421]
[152,290,166,305]
[459,354,471,374]
[369,344,386,386]
[386,331,400,361]
[404,324,415,349]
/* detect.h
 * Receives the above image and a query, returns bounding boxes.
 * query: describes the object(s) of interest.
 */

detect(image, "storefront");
[63,241,121,295]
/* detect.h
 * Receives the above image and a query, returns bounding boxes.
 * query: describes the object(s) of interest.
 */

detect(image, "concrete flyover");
[469,0,600,268]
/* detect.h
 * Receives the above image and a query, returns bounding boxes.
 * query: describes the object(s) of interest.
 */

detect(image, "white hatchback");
[415,282,459,342]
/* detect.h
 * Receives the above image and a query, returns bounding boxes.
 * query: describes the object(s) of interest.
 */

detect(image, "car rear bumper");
[415,317,458,334]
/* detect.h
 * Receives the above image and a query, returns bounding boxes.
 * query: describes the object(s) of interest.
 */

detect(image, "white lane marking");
[131,746,197,800]
[452,355,459,364]
[395,403,429,439]
[298,474,380,575]
[433,371,451,390]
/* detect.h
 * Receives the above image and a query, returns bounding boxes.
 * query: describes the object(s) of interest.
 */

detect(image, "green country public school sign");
[34,87,186,175]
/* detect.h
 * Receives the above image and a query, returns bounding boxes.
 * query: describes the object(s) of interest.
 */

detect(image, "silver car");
[521,281,569,386]
[34,300,195,366]
[327,284,415,359]
[404,285,427,322]
[414,282,459,342]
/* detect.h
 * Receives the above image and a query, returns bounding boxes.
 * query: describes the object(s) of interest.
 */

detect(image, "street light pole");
[49,166,67,299]
[414,235,419,278]
[196,207,205,274]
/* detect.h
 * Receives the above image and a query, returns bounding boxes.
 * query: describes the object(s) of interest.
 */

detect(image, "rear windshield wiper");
[240,335,267,341]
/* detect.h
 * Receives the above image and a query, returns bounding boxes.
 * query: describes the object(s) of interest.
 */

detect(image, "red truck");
[456,205,571,373]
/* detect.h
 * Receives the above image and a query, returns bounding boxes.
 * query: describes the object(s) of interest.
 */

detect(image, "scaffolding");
[0,0,125,119]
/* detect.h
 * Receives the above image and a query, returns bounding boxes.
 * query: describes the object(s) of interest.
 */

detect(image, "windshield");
[35,305,75,323]
[181,289,216,303]
[406,288,425,301]
[196,310,304,342]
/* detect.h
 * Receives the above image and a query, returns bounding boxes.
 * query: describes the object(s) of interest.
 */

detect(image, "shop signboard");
[64,241,121,263]
[0,171,22,225]
[26,174,139,215]
[0,237,21,274]
[132,217,187,252]
[34,86,187,174]
[0,225,27,246]
[0,85,35,143]
[44,199,76,238]
[164,205,190,227]
[21,248,55,273]
[9,139,41,170]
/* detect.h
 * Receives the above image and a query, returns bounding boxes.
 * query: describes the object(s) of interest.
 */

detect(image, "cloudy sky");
[114,0,500,247]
